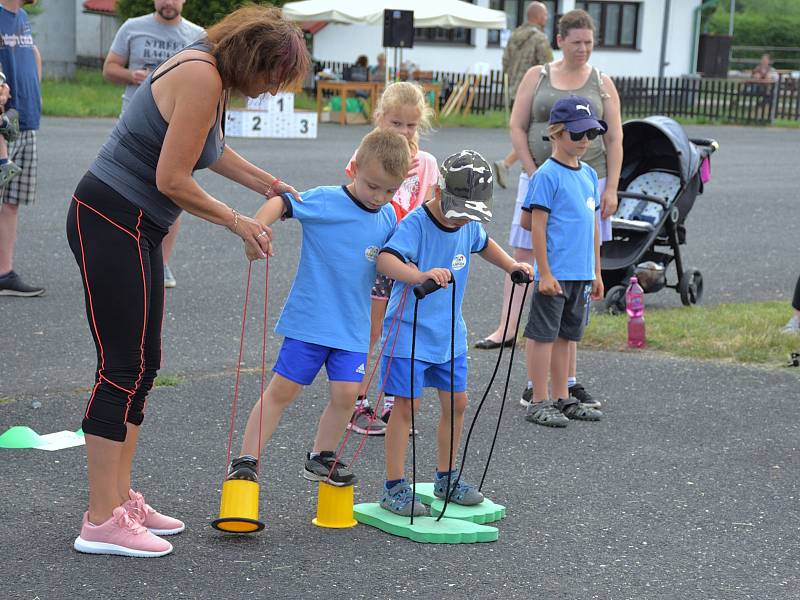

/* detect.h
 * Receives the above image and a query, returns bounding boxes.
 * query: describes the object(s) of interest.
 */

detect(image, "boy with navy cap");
[520,95,606,428]
[375,150,533,516]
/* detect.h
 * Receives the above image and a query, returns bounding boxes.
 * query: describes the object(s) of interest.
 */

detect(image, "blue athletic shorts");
[380,353,468,398]
[273,338,367,385]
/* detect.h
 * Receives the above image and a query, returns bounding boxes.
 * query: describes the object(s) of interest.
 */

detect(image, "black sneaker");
[520,386,533,408]
[569,383,601,409]
[303,451,356,487]
[227,455,258,481]
[0,271,44,297]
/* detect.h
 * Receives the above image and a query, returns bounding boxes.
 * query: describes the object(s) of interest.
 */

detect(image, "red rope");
[256,259,269,474]
[333,286,410,473]
[225,262,253,476]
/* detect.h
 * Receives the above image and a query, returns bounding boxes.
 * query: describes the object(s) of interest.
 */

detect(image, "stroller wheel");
[679,268,703,306]
[604,285,627,315]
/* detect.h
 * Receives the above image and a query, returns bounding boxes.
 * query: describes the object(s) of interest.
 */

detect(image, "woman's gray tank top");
[528,62,608,178]
[89,39,225,229]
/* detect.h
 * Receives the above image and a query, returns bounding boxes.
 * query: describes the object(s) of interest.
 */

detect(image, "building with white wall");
[310,0,702,77]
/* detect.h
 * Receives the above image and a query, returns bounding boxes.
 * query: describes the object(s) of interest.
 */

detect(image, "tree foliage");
[116,0,289,29]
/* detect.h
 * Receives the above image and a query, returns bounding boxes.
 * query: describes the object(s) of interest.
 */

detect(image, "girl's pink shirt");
[346,149,439,222]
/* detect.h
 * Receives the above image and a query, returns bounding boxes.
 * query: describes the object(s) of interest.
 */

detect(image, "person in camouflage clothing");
[494,1,552,189]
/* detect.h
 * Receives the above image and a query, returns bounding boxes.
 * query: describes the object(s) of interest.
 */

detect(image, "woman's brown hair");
[557,9,596,39]
[207,5,310,93]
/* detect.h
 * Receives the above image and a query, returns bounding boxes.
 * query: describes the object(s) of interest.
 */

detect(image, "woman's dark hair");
[558,9,596,39]
[355,55,369,68]
[207,5,310,93]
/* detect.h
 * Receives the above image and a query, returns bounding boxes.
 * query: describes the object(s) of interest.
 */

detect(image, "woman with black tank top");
[66,6,310,557]
[477,10,623,412]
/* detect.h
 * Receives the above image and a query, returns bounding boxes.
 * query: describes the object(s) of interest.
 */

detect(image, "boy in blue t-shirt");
[376,150,533,516]
[226,129,409,486]
[520,95,606,428]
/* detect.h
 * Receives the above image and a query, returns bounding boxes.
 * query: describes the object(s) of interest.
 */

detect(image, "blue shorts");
[380,354,468,398]
[273,338,367,385]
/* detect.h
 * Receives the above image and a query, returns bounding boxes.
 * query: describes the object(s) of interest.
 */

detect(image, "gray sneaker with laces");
[380,481,428,516]
[433,471,484,506]
[525,400,569,427]
[303,451,356,486]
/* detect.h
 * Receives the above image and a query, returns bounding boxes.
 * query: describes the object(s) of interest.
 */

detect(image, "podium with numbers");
[226,92,318,139]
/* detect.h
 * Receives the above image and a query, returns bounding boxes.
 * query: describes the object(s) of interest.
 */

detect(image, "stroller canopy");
[621,116,701,185]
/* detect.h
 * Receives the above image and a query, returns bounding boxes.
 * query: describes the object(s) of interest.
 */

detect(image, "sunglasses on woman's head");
[569,129,602,142]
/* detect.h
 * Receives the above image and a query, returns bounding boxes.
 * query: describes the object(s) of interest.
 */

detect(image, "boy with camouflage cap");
[375,150,533,516]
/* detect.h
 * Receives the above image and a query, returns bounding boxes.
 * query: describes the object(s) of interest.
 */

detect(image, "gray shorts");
[523,280,593,343]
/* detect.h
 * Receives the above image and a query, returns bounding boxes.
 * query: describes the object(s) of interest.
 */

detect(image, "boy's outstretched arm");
[244,195,289,261]
[479,238,534,280]
[377,250,452,288]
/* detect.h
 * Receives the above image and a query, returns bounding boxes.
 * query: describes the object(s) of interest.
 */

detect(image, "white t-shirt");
[110,13,204,113]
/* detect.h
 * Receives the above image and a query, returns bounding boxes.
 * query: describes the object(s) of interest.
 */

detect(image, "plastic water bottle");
[625,275,646,348]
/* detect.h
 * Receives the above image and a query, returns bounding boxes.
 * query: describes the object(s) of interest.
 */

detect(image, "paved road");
[1,119,798,599]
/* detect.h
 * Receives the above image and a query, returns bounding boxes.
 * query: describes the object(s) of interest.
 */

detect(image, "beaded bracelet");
[229,207,240,233]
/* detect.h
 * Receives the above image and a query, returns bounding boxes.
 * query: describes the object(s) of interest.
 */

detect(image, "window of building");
[414,0,474,46]
[487,1,560,47]
[574,1,640,49]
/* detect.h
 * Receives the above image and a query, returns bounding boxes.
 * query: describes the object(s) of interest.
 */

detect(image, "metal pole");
[728,0,735,36]
[658,0,672,79]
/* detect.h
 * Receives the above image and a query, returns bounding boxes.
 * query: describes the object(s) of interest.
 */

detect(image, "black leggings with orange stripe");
[66,173,168,442]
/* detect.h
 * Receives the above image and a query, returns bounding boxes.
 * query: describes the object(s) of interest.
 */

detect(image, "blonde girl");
[345,81,438,435]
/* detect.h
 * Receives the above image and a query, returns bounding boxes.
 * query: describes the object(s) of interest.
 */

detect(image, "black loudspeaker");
[383,9,414,48]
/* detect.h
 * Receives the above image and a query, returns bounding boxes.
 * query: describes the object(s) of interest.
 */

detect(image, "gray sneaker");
[0,108,20,142]
[493,159,509,189]
[0,160,21,187]
[525,400,569,427]
[556,398,603,421]
[163,264,177,289]
[433,471,484,506]
[303,451,356,486]
[781,316,800,334]
[380,481,427,516]
[0,270,44,297]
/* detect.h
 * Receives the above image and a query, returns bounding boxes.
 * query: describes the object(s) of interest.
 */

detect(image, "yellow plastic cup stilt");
[211,479,265,533]
[312,481,357,528]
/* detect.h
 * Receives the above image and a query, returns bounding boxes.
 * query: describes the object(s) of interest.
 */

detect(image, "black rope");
[435,280,457,522]
[479,281,530,490]
[443,276,530,503]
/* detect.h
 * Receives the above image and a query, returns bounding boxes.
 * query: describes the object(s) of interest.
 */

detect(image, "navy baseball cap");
[548,95,608,135]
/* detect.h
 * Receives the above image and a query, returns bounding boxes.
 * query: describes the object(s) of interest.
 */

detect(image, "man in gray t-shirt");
[102,0,203,114]
[102,0,204,289]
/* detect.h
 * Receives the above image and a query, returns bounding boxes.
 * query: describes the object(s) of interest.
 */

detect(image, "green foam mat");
[412,483,506,524]
[354,503,498,544]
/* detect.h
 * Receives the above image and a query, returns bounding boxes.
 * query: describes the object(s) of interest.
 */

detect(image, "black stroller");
[601,116,718,313]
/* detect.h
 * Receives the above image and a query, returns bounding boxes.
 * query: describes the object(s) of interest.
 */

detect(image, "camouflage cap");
[438,150,494,223]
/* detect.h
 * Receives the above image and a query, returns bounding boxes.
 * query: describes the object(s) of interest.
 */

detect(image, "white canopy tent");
[282,0,507,29]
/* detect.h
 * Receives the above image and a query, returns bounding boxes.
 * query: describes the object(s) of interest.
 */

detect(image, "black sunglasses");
[569,129,602,142]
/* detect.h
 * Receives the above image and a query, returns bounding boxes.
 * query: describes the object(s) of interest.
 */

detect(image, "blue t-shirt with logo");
[522,158,599,281]
[380,204,489,364]
[275,185,396,353]
[0,7,40,131]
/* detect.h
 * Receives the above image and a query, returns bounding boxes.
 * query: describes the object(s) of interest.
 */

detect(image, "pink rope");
[256,259,269,474]
[224,262,253,477]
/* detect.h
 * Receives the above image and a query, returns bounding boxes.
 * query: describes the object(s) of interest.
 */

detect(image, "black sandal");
[555,398,603,421]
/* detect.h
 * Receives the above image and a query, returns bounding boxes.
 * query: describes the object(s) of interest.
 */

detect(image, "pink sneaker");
[124,489,185,536]
[73,506,173,557]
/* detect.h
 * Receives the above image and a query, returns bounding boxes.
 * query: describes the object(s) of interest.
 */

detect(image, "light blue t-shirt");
[523,158,599,281]
[381,204,489,364]
[275,186,397,353]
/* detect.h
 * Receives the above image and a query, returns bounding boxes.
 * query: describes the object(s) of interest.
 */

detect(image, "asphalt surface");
[0,119,799,599]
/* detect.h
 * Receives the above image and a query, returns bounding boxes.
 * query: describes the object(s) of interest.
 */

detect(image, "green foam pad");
[354,503,498,544]
[0,426,43,449]
[410,483,506,524]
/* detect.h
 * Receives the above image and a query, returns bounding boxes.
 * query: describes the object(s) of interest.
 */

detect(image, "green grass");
[154,373,182,388]
[0,396,14,406]
[582,300,799,366]
[41,69,122,118]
